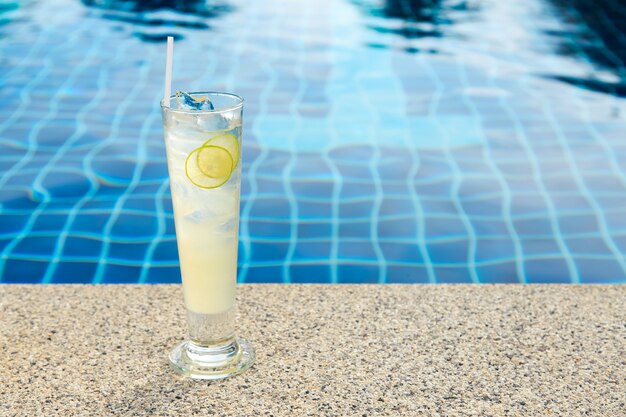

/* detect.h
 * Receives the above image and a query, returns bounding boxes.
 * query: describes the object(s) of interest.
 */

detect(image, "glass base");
[169,337,255,380]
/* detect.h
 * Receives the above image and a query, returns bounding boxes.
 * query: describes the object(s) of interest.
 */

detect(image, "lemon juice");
[163,93,243,316]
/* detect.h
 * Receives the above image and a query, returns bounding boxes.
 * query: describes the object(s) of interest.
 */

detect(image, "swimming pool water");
[1,0,625,284]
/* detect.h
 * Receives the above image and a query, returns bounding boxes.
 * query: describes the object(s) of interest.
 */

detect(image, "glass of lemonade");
[161,92,254,380]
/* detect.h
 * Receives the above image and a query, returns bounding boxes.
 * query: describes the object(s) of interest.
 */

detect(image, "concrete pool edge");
[2,284,624,416]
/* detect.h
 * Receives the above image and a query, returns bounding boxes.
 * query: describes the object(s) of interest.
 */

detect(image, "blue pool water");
[1,0,625,284]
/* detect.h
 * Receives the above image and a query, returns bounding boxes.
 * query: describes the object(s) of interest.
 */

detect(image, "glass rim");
[160,91,244,114]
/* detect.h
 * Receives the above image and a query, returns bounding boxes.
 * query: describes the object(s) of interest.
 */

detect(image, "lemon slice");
[203,133,240,170]
[185,145,234,189]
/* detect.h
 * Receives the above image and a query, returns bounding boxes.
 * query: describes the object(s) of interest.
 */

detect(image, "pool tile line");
[530,15,626,282]
[488,12,582,284]
[5,250,625,269]
[8,226,626,247]
[354,61,386,284]
[0,22,106,281]
[92,88,161,283]
[390,48,437,284]
[138,179,170,283]
[36,37,138,283]
[279,1,307,284]
[89,45,159,284]
[455,53,526,283]
[417,47,481,283]
[36,45,112,283]
[237,1,279,283]
[324,1,348,284]
[488,69,574,284]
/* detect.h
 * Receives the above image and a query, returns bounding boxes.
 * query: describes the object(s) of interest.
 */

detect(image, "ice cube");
[176,91,214,111]
[196,113,232,131]
[184,209,212,223]
[217,216,238,233]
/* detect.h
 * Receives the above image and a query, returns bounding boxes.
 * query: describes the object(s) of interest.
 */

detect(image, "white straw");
[163,36,174,105]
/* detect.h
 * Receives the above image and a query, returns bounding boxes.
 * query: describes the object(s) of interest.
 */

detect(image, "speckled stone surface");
[1,285,624,416]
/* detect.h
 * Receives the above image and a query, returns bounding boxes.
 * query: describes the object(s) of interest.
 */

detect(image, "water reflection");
[352,0,479,53]
[543,0,626,98]
[0,0,19,24]
[354,0,625,97]
[81,0,232,41]
[81,0,232,17]
[368,0,447,24]
[0,0,18,13]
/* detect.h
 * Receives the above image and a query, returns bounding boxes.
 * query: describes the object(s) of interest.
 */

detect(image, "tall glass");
[161,92,254,380]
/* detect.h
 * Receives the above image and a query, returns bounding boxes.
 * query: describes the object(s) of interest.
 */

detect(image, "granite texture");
[1,284,624,416]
